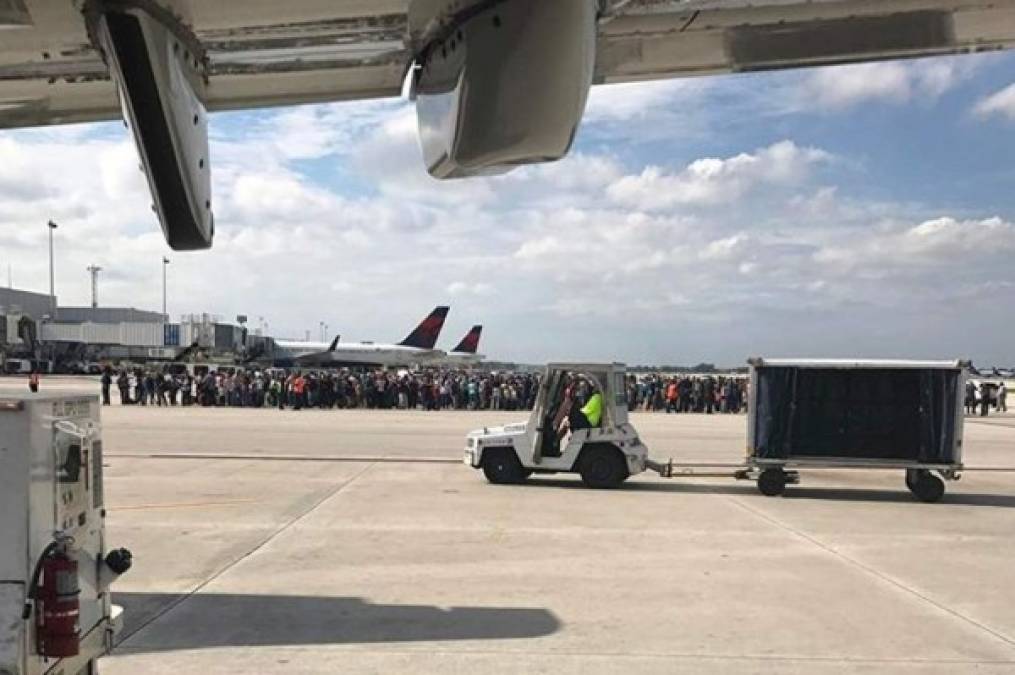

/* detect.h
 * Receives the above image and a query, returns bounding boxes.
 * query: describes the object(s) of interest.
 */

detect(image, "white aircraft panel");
[2,0,1014,130]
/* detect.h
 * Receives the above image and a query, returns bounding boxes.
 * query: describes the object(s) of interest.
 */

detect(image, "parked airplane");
[4,1,1013,251]
[441,326,485,367]
[272,306,450,368]
[262,335,341,368]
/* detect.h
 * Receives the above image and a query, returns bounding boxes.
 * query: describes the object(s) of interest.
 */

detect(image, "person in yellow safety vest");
[581,390,604,427]
[567,381,604,432]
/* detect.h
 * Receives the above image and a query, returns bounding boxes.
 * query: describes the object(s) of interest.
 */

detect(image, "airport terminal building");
[0,286,250,371]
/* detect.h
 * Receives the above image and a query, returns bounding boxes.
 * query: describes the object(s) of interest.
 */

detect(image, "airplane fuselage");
[274,340,444,368]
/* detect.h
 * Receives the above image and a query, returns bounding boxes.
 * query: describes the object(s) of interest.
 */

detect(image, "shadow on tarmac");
[114,592,560,652]
[521,477,1015,508]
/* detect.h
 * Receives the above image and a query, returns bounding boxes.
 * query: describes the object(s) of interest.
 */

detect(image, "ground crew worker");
[581,389,604,427]
[100,368,112,405]
[568,381,603,431]
[28,369,40,393]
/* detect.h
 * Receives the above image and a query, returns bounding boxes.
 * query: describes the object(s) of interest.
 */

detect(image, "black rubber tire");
[578,444,628,489]
[905,468,920,492]
[909,471,945,503]
[481,448,528,485]
[757,468,788,497]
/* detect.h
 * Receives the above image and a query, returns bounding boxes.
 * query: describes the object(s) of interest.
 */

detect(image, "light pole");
[86,265,102,308]
[47,220,57,317]
[162,257,170,318]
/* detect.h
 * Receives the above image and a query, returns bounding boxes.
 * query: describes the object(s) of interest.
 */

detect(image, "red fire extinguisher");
[23,539,81,658]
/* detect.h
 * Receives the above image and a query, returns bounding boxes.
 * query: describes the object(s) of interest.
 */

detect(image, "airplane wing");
[3,0,1014,249]
[5,0,1012,129]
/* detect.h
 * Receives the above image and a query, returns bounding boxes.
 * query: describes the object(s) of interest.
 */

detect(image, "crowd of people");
[100,367,541,411]
[35,366,1007,419]
[628,374,748,414]
[96,365,753,415]
[966,380,1008,416]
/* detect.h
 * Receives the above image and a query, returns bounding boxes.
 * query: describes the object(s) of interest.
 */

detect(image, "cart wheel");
[757,468,787,497]
[909,471,945,503]
[578,444,628,489]
[481,448,528,485]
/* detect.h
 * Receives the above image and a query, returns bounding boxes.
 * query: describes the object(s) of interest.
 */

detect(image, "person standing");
[665,380,678,413]
[292,372,306,410]
[117,370,130,404]
[1000,381,1008,413]
[28,369,40,393]
[100,368,112,405]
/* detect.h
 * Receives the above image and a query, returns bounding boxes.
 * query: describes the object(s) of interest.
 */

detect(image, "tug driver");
[555,376,604,436]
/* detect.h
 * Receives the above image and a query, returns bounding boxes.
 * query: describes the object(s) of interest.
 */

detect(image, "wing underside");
[3,0,1014,129]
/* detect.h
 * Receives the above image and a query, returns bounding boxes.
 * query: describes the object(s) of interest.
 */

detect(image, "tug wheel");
[482,448,528,484]
[578,444,628,489]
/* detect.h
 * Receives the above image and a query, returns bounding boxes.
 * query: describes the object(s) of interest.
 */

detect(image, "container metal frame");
[743,358,969,500]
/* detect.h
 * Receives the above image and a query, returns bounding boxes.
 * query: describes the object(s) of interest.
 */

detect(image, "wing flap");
[4,0,1015,130]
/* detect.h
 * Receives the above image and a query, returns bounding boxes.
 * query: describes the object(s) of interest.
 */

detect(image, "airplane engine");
[410,0,598,179]
[87,0,214,251]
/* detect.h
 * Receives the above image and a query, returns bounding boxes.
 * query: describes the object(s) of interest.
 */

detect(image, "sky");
[1,53,1015,366]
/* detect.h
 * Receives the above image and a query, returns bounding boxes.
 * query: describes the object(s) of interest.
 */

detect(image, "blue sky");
[1,52,1015,366]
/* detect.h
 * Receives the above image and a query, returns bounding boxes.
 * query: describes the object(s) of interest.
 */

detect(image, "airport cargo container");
[746,358,967,501]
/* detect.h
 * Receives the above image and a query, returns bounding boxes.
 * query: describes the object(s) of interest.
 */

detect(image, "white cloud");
[974,83,1015,120]
[606,140,830,210]
[813,216,1015,275]
[799,58,978,110]
[699,234,751,261]
[447,281,493,296]
[584,79,707,123]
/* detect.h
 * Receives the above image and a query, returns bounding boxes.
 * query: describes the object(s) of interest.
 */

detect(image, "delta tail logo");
[452,326,483,354]
[399,306,450,350]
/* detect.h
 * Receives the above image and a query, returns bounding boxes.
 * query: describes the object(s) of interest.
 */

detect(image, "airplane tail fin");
[399,306,449,349]
[452,325,483,354]
[328,335,341,352]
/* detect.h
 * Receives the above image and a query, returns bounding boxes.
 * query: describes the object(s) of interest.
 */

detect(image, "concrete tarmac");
[4,376,1015,673]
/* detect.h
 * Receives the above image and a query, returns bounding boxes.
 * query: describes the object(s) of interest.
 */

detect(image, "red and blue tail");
[452,326,482,354]
[399,306,450,349]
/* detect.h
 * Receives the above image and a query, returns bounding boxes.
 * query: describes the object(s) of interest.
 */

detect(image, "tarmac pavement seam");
[726,496,1015,652]
[115,461,379,647]
[106,452,459,464]
[167,644,1015,665]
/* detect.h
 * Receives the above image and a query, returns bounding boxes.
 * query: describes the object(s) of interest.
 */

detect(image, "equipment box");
[0,393,131,675]
[746,359,968,502]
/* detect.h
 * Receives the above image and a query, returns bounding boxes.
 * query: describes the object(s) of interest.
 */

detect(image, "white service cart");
[0,393,132,675]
